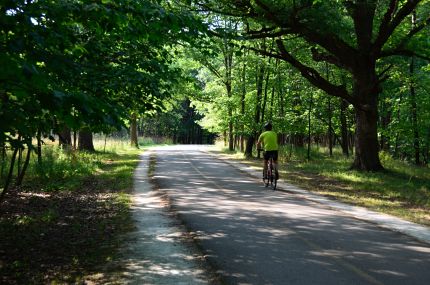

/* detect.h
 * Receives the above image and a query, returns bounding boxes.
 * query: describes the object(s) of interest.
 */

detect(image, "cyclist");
[257,122,279,180]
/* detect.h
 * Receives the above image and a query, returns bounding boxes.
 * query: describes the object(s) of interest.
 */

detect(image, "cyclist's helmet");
[263,122,272,131]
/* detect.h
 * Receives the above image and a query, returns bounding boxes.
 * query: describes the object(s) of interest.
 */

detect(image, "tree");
[0,0,205,199]
[192,0,430,171]
[189,16,240,150]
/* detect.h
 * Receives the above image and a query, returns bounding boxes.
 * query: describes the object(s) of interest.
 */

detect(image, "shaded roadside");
[115,150,216,284]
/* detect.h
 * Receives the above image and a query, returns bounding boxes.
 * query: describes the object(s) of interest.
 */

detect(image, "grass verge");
[0,139,141,284]
[213,145,430,226]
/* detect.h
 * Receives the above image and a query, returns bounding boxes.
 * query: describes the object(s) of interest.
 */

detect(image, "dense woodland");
[1,0,430,200]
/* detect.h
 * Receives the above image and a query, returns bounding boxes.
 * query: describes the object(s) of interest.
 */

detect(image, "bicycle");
[259,150,278,190]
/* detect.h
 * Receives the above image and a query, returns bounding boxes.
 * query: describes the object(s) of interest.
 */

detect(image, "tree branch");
[379,49,430,61]
[311,47,346,70]
[251,0,358,71]
[394,15,430,50]
[272,40,356,106]
[377,64,394,84]
[245,28,292,39]
[373,0,420,54]
[196,2,255,18]
[374,0,399,49]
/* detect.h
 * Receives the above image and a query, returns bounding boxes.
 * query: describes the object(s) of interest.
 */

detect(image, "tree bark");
[130,113,139,148]
[0,144,5,179]
[220,21,235,151]
[78,127,95,152]
[58,126,72,148]
[37,130,42,165]
[17,136,22,178]
[351,102,383,171]
[340,99,349,157]
[16,141,31,186]
[73,131,77,150]
[307,92,313,160]
[245,134,255,158]
[261,57,271,124]
[0,147,19,203]
[240,59,246,152]
[227,81,234,151]
[327,97,333,156]
[350,44,383,170]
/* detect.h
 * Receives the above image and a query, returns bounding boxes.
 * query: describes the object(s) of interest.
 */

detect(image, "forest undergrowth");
[0,138,141,284]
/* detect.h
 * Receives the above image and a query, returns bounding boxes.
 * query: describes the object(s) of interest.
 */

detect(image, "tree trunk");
[227,82,234,151]
[130,113,139,148]
[16,141,31,186]
[0,144,5,179]
[307,93,313,160]
[58,126,72,148]
[78,127,95,152]
[255,59,265,127]
[325,64,333,156]
[245,134,255,158]
[240,55,247,152]
[37,130,42,165]
[255,61,265,158]
[17,136,22,178]
[269,59,279,120]
[350,52,383,171]
[351,103,383,171]
[328,97,333,157]
[0,147,19,203]
[340,99,349,157]
[73,131,77,150]
[220,24,235,151]
[261,60,271,124]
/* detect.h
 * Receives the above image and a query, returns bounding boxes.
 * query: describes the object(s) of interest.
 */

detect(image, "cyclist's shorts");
[264,150,278,161]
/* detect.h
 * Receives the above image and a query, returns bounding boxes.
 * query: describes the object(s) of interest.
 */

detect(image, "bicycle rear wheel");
[272,174,277,190]
[263,170,269,187]
[270,163,277,190]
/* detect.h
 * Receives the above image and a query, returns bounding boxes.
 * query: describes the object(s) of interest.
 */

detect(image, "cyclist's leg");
[263,151,269,178]
[263,159,268,178]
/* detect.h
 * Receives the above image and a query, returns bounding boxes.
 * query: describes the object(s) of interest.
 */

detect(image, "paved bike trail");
[117,150,212,284]
[151,145,430,285]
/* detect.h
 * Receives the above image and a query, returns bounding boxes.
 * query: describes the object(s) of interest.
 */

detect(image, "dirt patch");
[0,179,133,284]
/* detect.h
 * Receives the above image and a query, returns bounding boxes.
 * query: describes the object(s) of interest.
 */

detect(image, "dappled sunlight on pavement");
[150,145,430,285]
[117,151,210,285]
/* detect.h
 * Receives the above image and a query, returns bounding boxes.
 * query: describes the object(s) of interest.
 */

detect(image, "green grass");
[0,137,142,284]
[215,144,430,226]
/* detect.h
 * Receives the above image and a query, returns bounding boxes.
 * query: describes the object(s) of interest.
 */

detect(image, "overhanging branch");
[310,47,347,70]
[272,40,356,106]
[373,0,420,53]
[395,15,430,50]
[379,49,430,61]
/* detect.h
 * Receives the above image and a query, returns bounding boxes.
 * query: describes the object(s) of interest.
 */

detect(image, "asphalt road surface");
[152,145,430,285]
